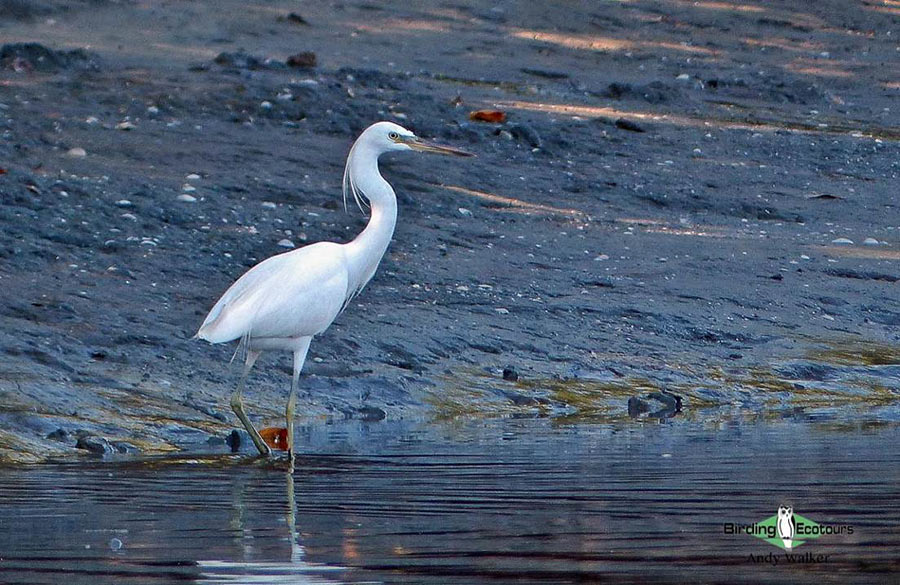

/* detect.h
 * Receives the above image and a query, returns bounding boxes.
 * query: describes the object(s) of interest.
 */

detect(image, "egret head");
[363,121,474,157]
[344,121,473,213]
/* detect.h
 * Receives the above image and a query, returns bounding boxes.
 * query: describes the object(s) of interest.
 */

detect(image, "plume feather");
[342,142,370,214]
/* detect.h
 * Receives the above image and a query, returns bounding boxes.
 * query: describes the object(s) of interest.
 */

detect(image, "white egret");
[196,121,473,459]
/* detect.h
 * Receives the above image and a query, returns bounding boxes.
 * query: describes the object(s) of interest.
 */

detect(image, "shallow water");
[1,419,898,584]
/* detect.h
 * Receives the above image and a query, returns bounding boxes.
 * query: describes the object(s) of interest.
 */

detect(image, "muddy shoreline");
[1,0,898,462]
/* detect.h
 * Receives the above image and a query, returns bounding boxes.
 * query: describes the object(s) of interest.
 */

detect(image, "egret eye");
[388,132,399,141]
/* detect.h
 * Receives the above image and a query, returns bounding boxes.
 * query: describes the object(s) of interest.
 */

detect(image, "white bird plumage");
[196,121,472,461]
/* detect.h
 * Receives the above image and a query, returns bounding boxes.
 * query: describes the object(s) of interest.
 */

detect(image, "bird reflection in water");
[197,465,361,584]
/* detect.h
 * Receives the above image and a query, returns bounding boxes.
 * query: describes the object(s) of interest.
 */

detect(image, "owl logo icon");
[777,506,796,550]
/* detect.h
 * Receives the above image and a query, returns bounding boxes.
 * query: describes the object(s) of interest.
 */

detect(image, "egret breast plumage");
[196,121,472,461]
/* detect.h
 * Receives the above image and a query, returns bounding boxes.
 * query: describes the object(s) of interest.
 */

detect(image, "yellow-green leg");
[230,349,271,456]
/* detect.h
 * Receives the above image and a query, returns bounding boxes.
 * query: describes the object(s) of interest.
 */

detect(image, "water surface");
[1,419,897,584]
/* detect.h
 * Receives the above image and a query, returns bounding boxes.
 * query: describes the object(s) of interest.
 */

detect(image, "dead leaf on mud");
[469,110,507,123]
[259,427,289,451]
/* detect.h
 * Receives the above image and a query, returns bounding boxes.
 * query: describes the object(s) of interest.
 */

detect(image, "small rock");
[46,428,69,441]
[458,207,473,217]
[261,201,277,209]
[615,118,645,132]
[676,73,691,81]
[495,307,510,314]
[863,237,879,246]
[286,52,317,69]
[176,194,197,203]
[185,173,201,181]
[115,199,132,207]
[182,184,196,192]
[278,12,310,26]
[66,147,87,157]
[115,121,136,131]
[627,396,651,417]
[75,435,115,455]
[109,538,123,551]
[120,213,137,221]
[277,238,295,248]
[508,123,542,148]
[831,238,854,245]
[147,105,159,115]
[260,100,273,109]
[502,367,519,382]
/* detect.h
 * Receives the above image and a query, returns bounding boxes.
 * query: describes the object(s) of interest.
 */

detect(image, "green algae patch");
[807,339,900,366]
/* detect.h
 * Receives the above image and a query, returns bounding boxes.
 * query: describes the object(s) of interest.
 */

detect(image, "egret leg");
[230,349,271,456]
[286,338,312,464]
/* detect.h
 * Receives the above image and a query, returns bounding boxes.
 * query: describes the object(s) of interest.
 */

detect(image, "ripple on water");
[0,419,898,584]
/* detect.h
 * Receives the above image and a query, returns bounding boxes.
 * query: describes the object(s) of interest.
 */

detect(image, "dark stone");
[615,118,645,133]
[46,428,68,441]
[502,367,519,382]
[508,124,542,148]
[110,441,137,454]
[286,52,316,69]
[75,435,115,455]
[278,12,310,26]
[628,396,651,417]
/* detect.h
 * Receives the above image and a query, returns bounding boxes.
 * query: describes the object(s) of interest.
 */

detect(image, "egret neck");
[343,144,399,294]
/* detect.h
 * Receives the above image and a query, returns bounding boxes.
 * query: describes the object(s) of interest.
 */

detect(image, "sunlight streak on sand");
[438,184,587,218]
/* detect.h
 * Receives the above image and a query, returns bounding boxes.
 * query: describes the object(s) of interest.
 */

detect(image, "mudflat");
[0,1,898,462]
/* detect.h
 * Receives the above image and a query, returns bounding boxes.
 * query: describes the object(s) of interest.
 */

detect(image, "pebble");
[615,118,645,133]
[66,147,87,157]
[261,201,277,209]
[260,100,273,109]
[175,194,197,203]
[75,435,115,455]
[120,213,137,221]
[115,121,136,131]
[831,238,853,245]
[185,173,201,180]
[115,199,132,207]
[182,184,196,192]
[495,307,510,314]
[85,116,99,124]
[676,73,691,81]
[109,538,123,551]
[502,367,519,382]
[147,105,159,115]
[277,238,295,248]
[458,207,473,217]
[863,237,880,246]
